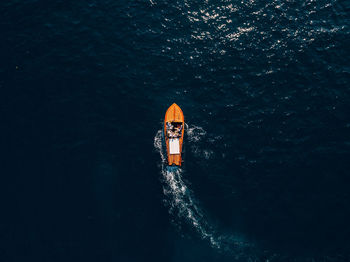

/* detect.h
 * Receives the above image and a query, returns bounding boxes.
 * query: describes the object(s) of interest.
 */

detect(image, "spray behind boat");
[154,126,255,258]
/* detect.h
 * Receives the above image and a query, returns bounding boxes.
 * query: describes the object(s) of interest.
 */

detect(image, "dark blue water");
[1,0,350,261]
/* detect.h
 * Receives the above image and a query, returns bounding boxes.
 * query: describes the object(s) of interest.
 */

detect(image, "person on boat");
[166,122,172,138]
[172,126,179,138]
[170,131,176,138]
[177,125,182,132]
[167,122,174,131]
[173,124,182,137]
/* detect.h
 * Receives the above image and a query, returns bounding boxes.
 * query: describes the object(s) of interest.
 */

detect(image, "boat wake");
[154,125,345,261]
[153,126,254,257]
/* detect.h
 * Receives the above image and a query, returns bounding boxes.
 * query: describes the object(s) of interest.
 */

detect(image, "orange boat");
[164,103,185,166]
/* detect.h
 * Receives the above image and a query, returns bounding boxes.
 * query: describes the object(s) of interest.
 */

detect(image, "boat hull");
[164,103,185,166]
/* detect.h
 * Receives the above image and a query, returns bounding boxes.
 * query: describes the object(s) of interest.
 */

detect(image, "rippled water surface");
[1,0,350,261]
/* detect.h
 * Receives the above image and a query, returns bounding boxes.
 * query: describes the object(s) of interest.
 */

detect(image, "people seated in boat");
[173,124,182,138]
[167,122,182,138]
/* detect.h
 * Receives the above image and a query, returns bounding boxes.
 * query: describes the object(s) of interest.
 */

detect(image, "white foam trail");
[154,127,253,255]
[154,129,221,248]
[186,124,206,142]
